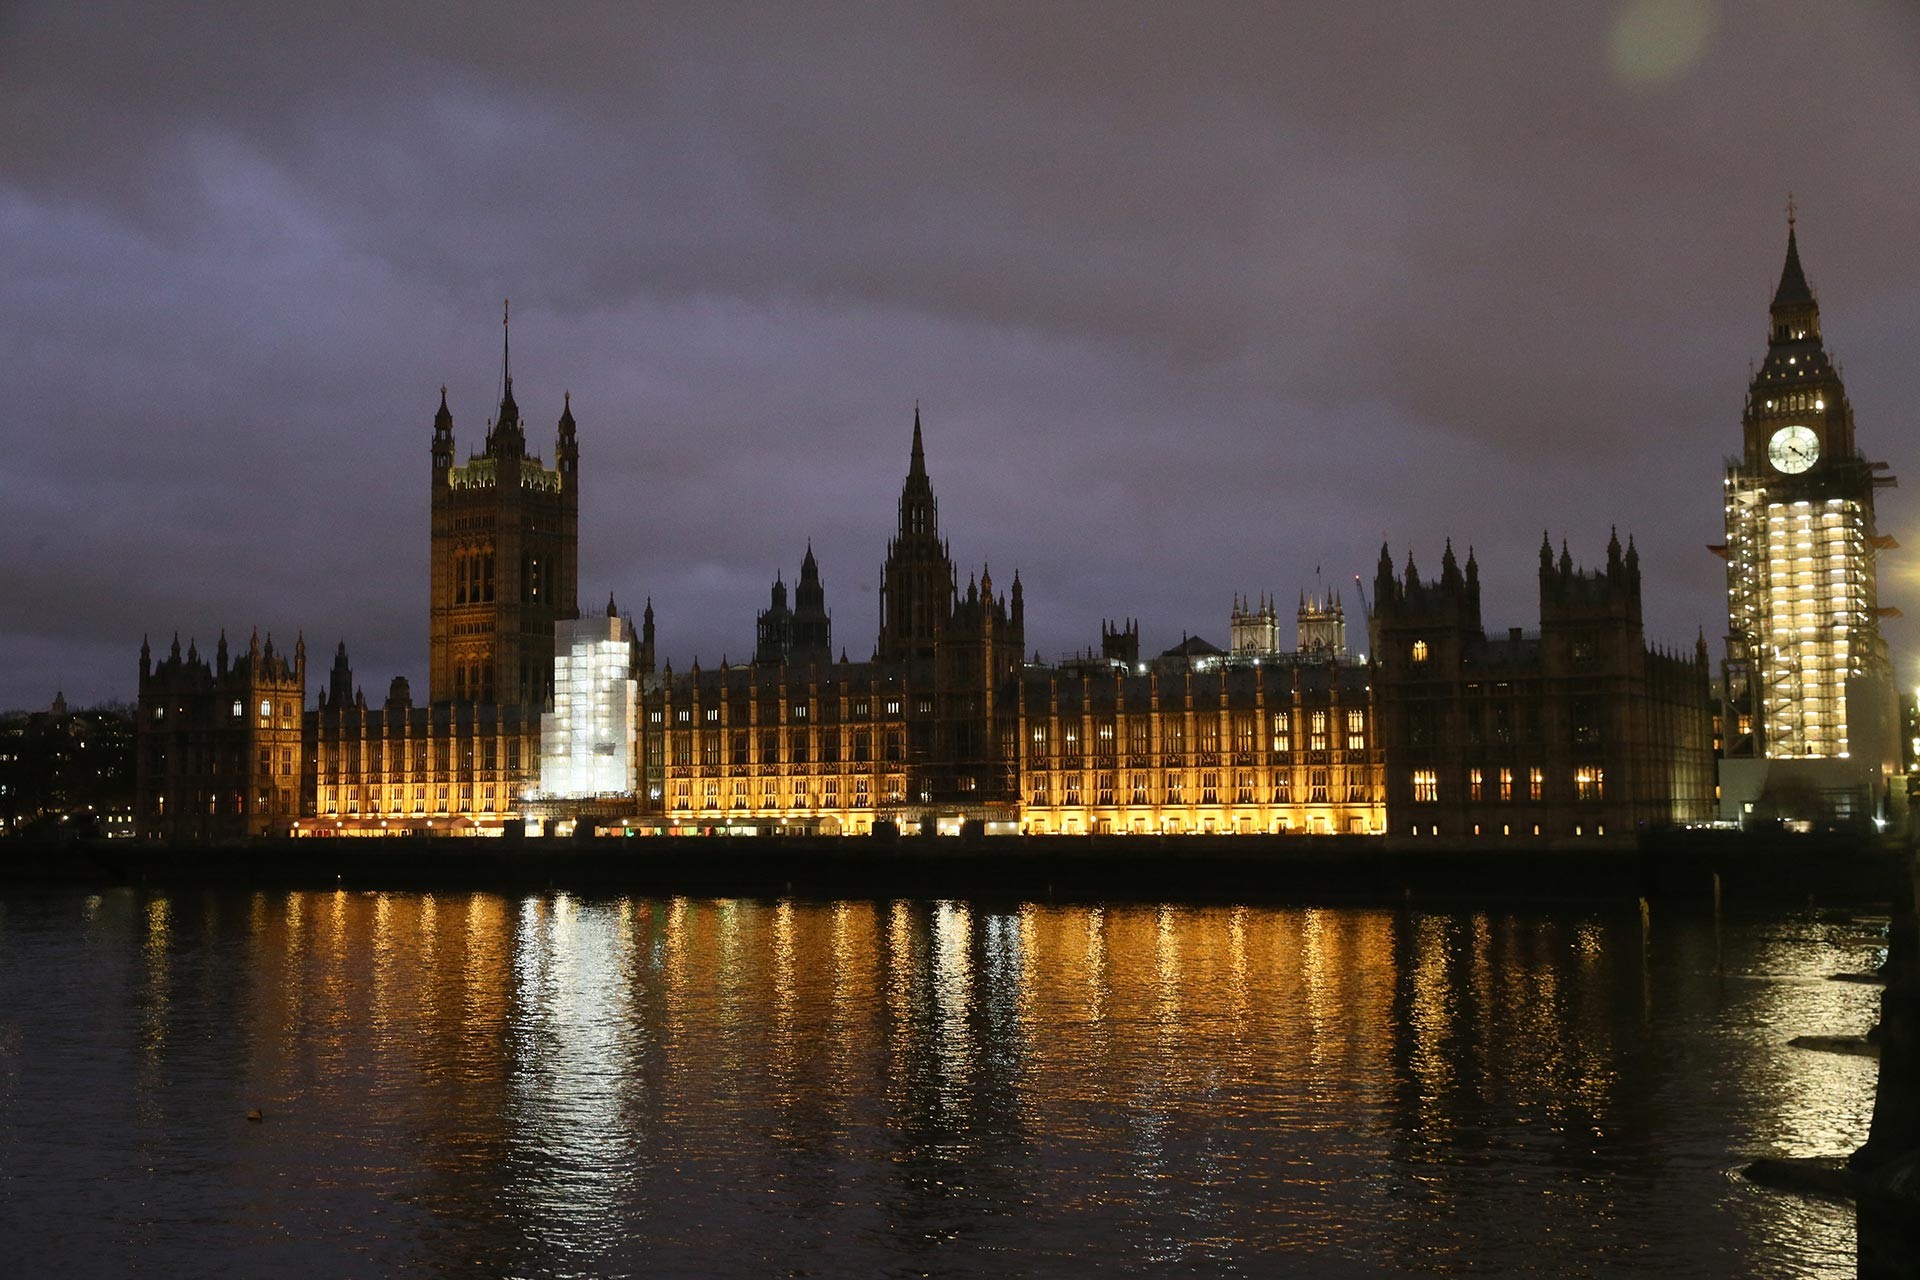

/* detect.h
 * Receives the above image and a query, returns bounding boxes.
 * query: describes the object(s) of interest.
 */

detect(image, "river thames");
[0,891,1883,1276]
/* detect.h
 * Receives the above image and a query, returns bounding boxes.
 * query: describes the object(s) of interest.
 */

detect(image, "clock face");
[1768,424,1819,474]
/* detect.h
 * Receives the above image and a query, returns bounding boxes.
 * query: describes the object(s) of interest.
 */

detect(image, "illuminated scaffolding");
[1725,474,1879,759]
[539,608,639,797]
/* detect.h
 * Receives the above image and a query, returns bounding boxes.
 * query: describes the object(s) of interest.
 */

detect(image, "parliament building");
[138,279,1741,840]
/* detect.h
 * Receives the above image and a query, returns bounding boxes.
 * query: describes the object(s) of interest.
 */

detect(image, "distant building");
[1715,219,1900,825]
[1370,536,1716,838]
[0,695,135,836]
[135,631,305,840]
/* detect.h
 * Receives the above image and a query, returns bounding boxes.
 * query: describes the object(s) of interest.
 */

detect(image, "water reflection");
[0,893,1885,1277]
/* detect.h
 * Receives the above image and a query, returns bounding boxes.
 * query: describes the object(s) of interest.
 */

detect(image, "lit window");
[1412,640,1429,663]
[1413,769,1438,803]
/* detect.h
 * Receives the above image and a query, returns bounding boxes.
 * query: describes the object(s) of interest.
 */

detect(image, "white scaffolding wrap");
[539,613,638,797]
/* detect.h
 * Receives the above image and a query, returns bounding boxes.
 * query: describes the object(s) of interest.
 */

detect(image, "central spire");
[909,401,926,480]
[1772,221,1815,315]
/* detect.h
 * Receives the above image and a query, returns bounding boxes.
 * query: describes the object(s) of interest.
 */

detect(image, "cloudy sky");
[4,1,1919,710]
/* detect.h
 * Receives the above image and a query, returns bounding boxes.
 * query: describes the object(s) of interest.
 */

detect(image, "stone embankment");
[0,827,1903,908]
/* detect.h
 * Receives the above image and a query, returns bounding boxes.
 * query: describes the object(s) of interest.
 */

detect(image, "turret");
[432,385,455,474]
[557,390,578,482]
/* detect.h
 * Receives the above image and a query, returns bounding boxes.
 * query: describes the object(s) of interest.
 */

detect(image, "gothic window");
[1529,767,1544,801]
[761,731,780,764]
[853,731,870,763]
[1310,769,1329,802]
[1412,770,1438,803]
[1234,771,1254,804]
[1201,771,1219,804]
[1097,773,1115,806]
[1166,772,1184,804]
[1412,640,1429,663]
[1272,773,1291,803]
[1271,711,1290,753]
[1130,773,1148,805]
[1065,774,1083,805]
[1576,767,1604,801]
[1346,710,1366,750]
[1063,724,1081,762]
[1498,767,1512,802]
[1469,768,1484,802]
[789,730,808,764]
[1096,721,1115,756]
[731,732,749,766]
[673,734,692,766]
[1197,719,1219,756]
[1310,711,1327,752]
[885,730,904,762]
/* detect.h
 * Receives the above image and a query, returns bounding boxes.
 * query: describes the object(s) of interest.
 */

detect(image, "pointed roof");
[434,385,452,430]
[908,402,926,480]
[1772,221,1815,313]
[559,390,575,433]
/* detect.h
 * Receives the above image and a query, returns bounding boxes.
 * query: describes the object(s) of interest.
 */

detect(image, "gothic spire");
[908,401,927,481]
[1771,213,1815,314]
[501,297,513,402]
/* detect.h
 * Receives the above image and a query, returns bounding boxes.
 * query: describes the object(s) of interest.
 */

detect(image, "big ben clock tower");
[1718,212,1899,820]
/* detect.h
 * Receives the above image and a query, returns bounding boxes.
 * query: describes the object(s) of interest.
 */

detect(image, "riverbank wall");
[1854,839,1920,1275]
[0,829,1902,907]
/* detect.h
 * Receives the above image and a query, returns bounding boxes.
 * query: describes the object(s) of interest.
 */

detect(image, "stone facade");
[1370,536,1716,839]
[135,630,305,840]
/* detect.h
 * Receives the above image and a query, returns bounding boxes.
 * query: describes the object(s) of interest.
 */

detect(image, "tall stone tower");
[1719,217,1898,817]
[877,406,956,664]
[429,304,579,707]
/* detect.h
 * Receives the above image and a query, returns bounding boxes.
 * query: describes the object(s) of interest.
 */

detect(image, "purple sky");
[4,2,1919,711]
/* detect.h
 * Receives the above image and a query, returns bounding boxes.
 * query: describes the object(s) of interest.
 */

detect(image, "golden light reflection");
[83,893,1863,1274]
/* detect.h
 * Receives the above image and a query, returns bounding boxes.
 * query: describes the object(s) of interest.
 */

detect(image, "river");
[0,891,1884,1276]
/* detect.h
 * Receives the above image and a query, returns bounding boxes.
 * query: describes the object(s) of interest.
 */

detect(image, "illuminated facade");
[1371,537,1716,837]
[1012,660,1381,835]
[638,412,1384,837]
[136,630,306,839]
[305,645,537,835]
[1717,222,1900,821]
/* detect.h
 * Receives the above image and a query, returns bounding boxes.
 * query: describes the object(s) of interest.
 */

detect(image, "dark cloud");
[4,1,1919,707]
